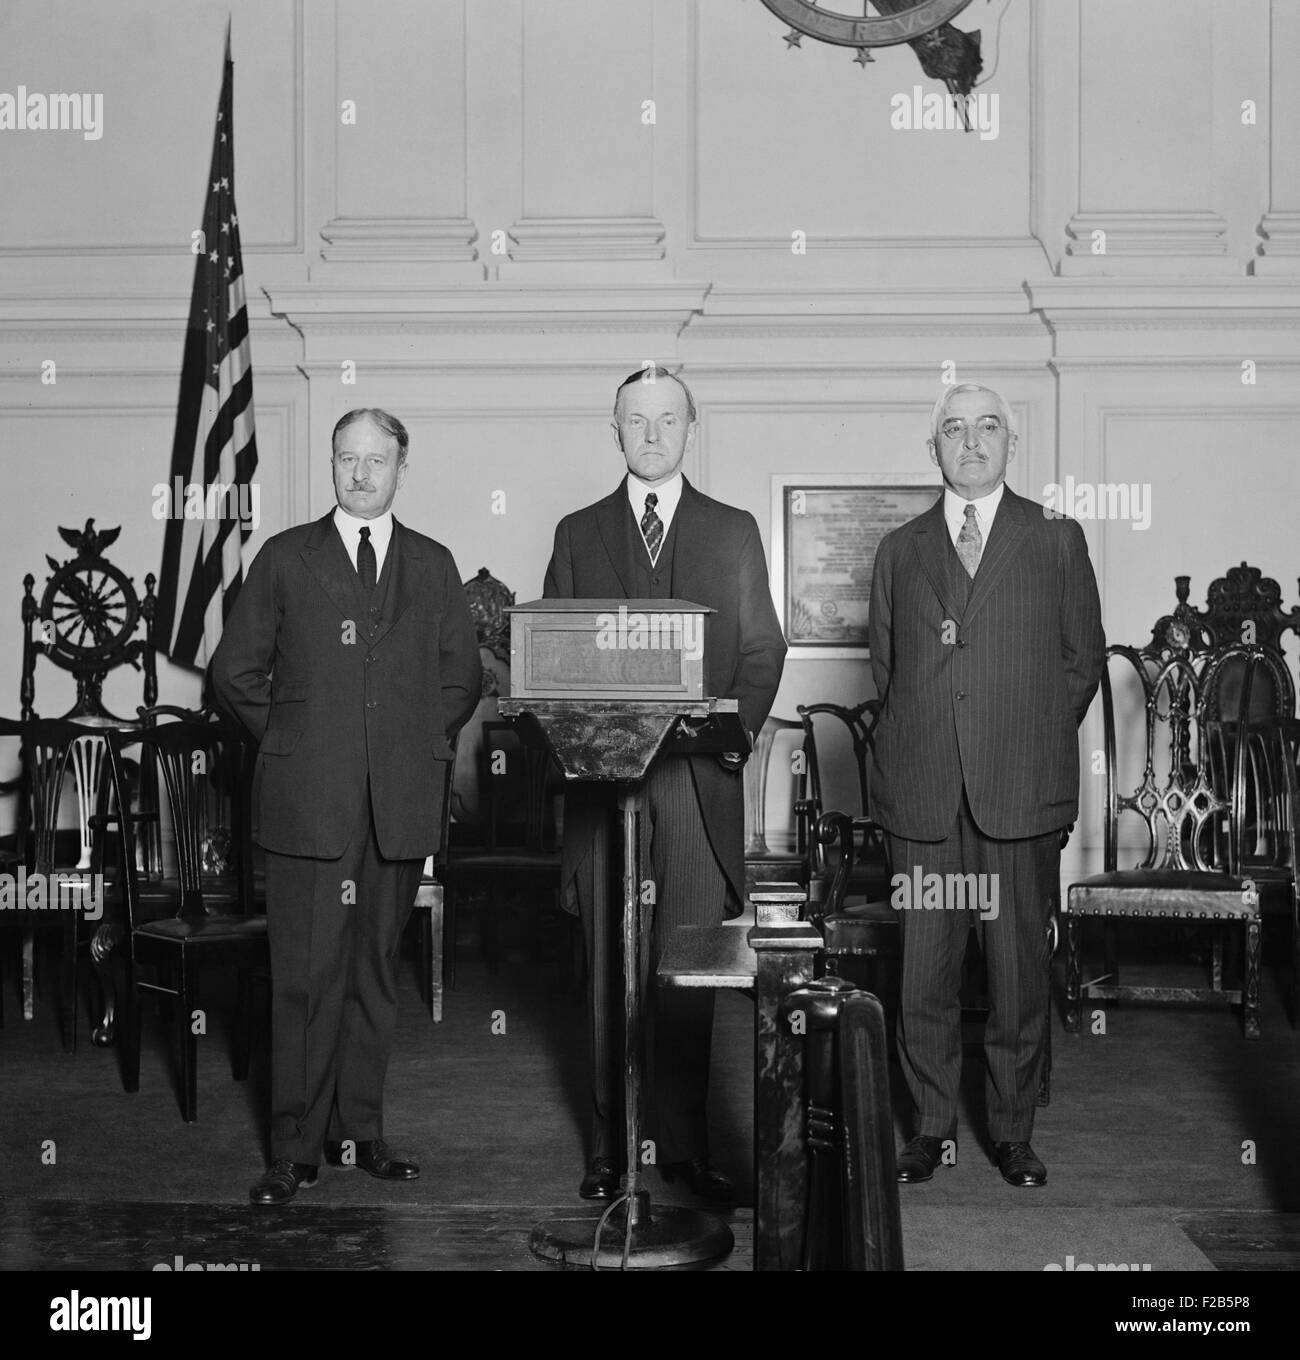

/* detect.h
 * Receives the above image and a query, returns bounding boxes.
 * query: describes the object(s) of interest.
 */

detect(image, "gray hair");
[613,366,697,424]
[332,408,410,462]
[928,384,1015,443]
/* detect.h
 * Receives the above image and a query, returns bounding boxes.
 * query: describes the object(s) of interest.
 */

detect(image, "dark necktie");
[956,502,982,578]
[357,525,377,591]
[640,492,663,564]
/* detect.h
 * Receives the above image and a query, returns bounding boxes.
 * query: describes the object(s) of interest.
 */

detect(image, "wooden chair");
[1262,718,1300,1024]
[82,704,230,1047]
[1064,646,1288,1039]
[0,716,116,1049]
[1195,562,1298,717]
[415,744,457,1022]
[105,718,266,1120]
[743,715,809,892]
[419,722,566,1019]
[1212,711,1300,1026]
[806,809,898,997]
[797,701,891,903]
[796,701,898,1022]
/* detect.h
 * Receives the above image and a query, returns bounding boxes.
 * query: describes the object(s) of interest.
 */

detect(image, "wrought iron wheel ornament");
[758,0,983,108]
[38,523,139,665]
[21,519,157,722]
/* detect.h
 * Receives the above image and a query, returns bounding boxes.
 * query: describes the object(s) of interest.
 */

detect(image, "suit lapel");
[299,512,359,621]
[671,478,709,598]
[369,520,426,649]
[963,488,1031,624]
[595,481,638,597]
[909,500,963,622]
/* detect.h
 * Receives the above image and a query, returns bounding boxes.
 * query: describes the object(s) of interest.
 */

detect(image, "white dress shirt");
[942,481,1005,551]
[626,470,683,542]
[333,505,394,578]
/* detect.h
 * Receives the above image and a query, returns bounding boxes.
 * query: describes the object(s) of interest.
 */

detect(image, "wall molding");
[508,217,666,262]
[319,216,479,264]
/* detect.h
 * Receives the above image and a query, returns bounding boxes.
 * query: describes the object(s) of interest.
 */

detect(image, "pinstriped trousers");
[889,793,1059,1144]
[578,754,730,1166]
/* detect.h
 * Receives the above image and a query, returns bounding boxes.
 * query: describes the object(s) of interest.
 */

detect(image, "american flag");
[155,25,258,670]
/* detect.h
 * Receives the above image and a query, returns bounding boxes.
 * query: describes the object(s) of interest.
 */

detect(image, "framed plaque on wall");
[770,474,942,659]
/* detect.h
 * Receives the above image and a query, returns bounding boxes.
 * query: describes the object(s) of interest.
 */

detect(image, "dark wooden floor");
[1,904,1298,1272]
[0,1198,755,1272]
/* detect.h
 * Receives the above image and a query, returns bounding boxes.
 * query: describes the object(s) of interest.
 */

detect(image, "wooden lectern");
[500,598,743,1268]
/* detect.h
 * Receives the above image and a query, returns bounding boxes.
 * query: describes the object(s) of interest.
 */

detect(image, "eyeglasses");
[939,416,1005,441]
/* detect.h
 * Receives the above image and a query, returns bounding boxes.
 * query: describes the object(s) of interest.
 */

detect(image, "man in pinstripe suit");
[868,384,1104,1186]
[544,367,787,1202]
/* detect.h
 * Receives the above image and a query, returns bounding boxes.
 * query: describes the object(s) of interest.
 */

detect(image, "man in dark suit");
[211,408,481,1205]
[544,367,786,1203]
[868,383,1104,1187]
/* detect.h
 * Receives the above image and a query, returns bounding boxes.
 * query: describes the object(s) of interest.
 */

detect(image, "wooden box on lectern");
[507,599,713,702]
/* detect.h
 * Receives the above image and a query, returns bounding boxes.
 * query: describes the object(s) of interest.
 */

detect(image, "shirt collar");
[943,481,1005,536]
[333,505,394,551]
[626,471,683,524]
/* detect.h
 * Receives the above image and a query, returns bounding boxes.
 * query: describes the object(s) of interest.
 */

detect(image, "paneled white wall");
[2,0,1298,855]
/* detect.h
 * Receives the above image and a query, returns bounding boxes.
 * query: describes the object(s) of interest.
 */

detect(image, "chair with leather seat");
[427,721,565,1012]
[797,701,891,904]
[805,808,899,1007]
[105,717,266,1120]
[1064,645,1284,1038]
[1262,716,1300,1024]
[796,700,897,1020]
[0,716,117,1050]
[1210,708,1300,1026]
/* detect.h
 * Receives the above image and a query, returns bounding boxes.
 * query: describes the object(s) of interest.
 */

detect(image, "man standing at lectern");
[544,367,787,1202]
[212,408,481,1205]
[868,383,1103,1188]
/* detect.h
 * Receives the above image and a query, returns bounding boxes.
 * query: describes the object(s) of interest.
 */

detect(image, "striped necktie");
[640,492,664,564]
[956,502,982,578]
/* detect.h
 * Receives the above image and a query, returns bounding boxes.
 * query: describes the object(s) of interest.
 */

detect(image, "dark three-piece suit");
[211,512,481,1163]
[544,476,787,1164]
[869,486,1105,1143]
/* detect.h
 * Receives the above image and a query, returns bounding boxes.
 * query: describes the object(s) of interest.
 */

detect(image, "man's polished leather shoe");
[661,1158,735,1203]
[994,1140,1047,1187]
[324,1139,419,1180]
[578,1157,619,1201]
[895,1135,946,1183]
[249,1159,318,1206]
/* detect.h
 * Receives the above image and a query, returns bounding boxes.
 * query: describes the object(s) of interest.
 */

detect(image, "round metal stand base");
[530,1202,734,1270]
